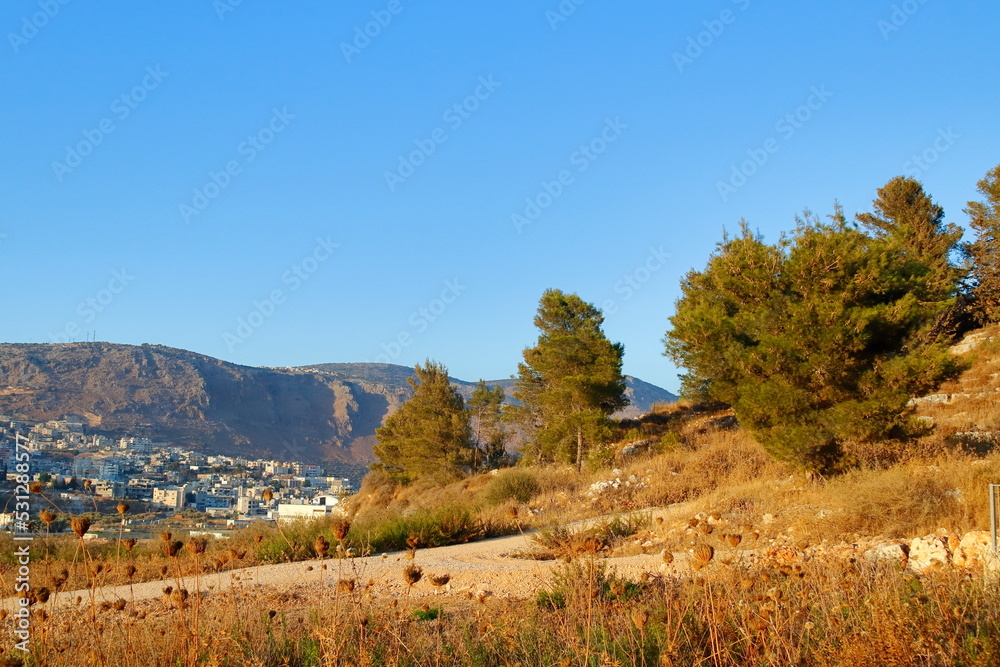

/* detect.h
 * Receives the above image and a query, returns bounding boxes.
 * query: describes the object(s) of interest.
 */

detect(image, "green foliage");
[966,163,1000,322]
[665,179,964,470]
[348,505,504,553]
[411,606,442,621]
[512,289,629,470]
[372,360,475,483]
[481,469,541,506]
[535,588,566,610]
[469,380,511,470]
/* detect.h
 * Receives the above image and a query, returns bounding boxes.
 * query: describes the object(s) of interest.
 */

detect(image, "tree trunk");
[575,425,584,472]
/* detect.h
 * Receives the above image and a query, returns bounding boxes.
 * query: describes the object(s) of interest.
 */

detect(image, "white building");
[275,495,343,523]
[152,485,189,510]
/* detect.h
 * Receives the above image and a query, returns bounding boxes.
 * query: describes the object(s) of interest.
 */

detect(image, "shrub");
[481,469,541,506]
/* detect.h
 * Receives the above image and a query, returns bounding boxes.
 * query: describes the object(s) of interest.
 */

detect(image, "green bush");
[481,469,541,506]
[349,505,490,553]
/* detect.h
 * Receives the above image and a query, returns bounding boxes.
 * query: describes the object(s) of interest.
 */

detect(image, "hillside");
[0,343,676,476]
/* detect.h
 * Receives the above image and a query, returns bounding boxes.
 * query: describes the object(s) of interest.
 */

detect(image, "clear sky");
[2,1,998,393]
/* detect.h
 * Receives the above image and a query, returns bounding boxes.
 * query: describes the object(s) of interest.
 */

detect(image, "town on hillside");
[0,414,353,531]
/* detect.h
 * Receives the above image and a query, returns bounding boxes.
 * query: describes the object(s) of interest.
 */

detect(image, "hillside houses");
[0,415,354,522]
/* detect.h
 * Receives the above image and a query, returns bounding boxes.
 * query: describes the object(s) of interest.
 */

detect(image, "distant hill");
[298,363,677,419]
[0,343,676,478]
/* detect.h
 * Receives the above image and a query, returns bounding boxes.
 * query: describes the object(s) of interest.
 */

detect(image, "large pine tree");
[372,360,474,483]
[965,164,1000,322]
[665,180,963,470]
[513,289,628,470]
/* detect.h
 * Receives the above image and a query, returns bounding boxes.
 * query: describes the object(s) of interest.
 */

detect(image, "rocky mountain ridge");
[0,343,676,477]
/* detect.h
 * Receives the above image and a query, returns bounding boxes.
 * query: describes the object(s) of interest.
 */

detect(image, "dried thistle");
[262,488,273,503]
[187,537,207,555]
[332,519,351,542]
[726,534,742,548]
[406,533,420,550]
[314,535,330,558]
[126,565,137,579]
[337,578,356,593]
[29,481,43,493]
[430,573,451,588]
[693,543,714,565]
[39,509,57,527]
[630,608,649,630]
[403,564,423,588]
[164,540,184,558]
[698,523,713,535]
[70,515,91,538]
[122,538,138,552]
[159,531,172,543]
[116,502,130,516]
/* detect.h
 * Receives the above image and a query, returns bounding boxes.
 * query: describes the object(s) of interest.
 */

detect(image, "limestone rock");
[953,531,992,569]
[907,536,949,573]
[863,542,908,564]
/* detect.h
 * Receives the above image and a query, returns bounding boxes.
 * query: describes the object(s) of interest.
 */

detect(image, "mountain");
[0,343,676,477]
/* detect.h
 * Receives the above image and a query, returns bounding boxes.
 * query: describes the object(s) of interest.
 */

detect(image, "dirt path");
[4,505,697,612]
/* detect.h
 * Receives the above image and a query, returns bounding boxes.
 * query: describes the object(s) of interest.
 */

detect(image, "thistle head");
[403,564,423,587]
[70,515,91,538]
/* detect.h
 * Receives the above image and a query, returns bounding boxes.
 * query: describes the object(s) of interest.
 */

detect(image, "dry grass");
[12,549,1000,666]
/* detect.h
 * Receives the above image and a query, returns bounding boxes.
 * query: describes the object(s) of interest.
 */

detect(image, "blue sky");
[2,1,998,393]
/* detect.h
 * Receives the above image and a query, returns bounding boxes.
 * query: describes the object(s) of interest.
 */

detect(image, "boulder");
[907,536,949,573]
[863,542,908,564]
[952,531,993,569]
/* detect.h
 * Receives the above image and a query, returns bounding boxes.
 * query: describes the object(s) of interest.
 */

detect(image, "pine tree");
[372,361,474,483]
[469,381,509,470]
[965,163,1000,322]
[513,289,628,470]
[856,176,963,306]
[665,191,963,470]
